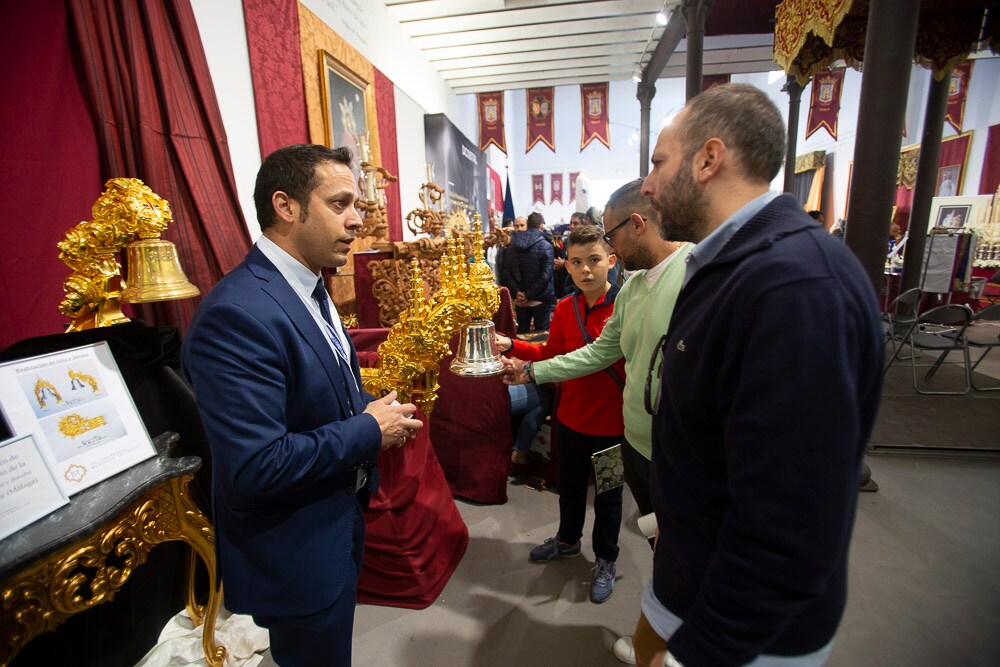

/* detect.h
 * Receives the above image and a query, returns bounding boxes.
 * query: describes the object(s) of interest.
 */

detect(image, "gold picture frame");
[319,50,376,172]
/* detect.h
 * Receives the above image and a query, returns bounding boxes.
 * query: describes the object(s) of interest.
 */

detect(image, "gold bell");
[120,239,200,303]
[450,318,504,377]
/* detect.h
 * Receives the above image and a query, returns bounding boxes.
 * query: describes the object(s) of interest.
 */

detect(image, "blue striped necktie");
[312,278,364,414]
[312,278,349,365]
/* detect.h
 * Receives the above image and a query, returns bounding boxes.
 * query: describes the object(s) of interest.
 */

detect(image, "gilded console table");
[0,433,225,667]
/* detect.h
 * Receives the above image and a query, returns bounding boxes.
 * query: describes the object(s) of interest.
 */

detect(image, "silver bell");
[450,319,504,377]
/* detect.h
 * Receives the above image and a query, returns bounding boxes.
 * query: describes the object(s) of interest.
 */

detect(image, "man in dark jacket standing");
[504,211,555,334]
[635,84,883,667]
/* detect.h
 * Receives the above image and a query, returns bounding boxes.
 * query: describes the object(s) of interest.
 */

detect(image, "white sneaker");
[613,635,636,664]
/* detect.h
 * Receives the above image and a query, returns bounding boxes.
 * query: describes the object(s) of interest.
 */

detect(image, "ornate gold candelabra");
[360,230,500,416]
[57,178,199,332]
[356,135,397,242]
[403,164,447,238]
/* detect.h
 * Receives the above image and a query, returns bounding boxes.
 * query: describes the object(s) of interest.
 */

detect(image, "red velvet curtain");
[66,0,251,334]
[0,0,104,348]
[979,124,1000,195]
[374,68,403,242]
[242,0,309,157]
[894,133,972,233]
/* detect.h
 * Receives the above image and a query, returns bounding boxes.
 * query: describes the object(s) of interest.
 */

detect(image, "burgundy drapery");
[66,0,251,334]
[373,68,403,242]
[980,125,1000,195]
[894,133,972,233]
[0,0,104,348]
[242,0,309,157]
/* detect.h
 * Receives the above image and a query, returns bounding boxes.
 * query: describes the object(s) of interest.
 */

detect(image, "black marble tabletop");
[0,432,202,578]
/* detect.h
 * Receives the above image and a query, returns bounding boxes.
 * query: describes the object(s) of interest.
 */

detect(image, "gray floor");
[255,350,1000,667]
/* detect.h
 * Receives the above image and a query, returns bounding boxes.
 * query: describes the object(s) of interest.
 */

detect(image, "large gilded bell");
[450,318,504,377]
[120,239,201,303]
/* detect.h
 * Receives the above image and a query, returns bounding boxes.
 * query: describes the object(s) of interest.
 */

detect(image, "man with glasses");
[637,84,883,667]
[504,178,688,522]
[501,178,690,663]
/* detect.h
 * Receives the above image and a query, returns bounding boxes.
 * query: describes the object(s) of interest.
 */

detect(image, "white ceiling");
[384,0,779,95]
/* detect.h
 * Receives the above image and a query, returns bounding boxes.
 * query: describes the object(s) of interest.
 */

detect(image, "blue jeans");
[508,383,553,452]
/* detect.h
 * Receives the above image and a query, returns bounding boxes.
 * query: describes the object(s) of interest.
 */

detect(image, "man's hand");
[515,291,527,306]
[363,390,423,450]
[501,357,529,385]
[553,257,565,269]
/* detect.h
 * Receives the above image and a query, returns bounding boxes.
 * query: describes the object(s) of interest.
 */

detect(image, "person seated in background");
[495,225,626,604]
[807,209,825,226]
[507,382,553,467]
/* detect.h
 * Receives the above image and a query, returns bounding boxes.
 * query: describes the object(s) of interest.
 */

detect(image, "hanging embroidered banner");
[805,68,844,140]
[477,91,507,153]
[550,174,563,204]
[526,87,555,152]
[701,74,730,92]
[945,61,973,134]
[532,174,545,204]
[569,172,580,202]
[580,83,610,150]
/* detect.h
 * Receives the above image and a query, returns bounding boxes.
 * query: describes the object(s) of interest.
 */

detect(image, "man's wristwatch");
[523,361,534,383]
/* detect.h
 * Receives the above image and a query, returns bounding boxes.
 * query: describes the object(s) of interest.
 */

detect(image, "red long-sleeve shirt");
[509,285,625,436]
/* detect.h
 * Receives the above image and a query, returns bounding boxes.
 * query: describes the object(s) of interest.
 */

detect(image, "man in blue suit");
[182,144,422,666]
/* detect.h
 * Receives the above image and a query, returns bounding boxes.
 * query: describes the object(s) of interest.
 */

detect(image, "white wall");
[299,0,457,119]
[192,0,468,242]
[394,86,427,240]
[189,0,261,240]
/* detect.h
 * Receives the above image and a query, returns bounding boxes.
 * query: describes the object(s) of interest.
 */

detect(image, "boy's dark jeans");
[555,419,623,562]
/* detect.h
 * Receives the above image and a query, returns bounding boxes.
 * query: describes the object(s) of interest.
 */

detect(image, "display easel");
[919,230,977,304]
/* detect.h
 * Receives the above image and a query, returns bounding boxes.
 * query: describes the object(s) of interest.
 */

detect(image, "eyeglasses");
[644,334,670,416]
[602,217,634,246]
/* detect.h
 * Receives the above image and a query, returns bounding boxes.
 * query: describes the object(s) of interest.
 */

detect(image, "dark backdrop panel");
[424,113,488,228]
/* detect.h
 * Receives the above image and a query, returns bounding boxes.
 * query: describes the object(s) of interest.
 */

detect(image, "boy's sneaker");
[589,557,616,603]
[529,536,581,562]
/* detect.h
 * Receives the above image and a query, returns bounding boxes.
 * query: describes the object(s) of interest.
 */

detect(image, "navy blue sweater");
[650,196,883,666]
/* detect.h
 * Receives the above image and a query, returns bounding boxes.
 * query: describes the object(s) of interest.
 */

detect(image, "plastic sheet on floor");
[135,608,269,667]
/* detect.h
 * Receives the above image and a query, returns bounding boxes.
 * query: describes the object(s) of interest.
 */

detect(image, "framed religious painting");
[319,50,375,174]
[927,195,993,233]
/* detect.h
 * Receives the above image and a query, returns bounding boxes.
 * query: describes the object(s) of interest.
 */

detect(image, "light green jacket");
[533,244,692,460]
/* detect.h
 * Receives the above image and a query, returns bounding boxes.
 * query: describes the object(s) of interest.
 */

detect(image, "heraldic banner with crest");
[526,87,555,152]
[478,91,507,153]
[551,173,563,204]
[532,174,545,205]
[580,83,610,150]
[805,68,845,141]
[946,61,974,134]
[702,74,730,93]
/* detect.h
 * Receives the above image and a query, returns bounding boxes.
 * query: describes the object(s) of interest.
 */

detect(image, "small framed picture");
[926,195,993,233]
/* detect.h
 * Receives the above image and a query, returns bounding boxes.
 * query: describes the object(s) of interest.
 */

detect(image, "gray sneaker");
[529,536,582,562]
[589,557,616,603]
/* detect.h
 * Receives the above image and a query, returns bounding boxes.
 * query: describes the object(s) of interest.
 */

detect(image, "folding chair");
[883,287,922,370]
[902,304,973,395]
[965,304,1000,391]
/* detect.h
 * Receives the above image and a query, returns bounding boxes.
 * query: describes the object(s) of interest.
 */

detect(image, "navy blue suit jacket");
[182,245,381,617]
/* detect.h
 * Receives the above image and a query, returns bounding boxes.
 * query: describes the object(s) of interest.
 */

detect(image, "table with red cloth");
[350,328,467,609]
[347,291,516,607]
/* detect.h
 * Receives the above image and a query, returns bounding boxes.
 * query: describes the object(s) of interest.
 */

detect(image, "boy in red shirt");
[495,225,626,604]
